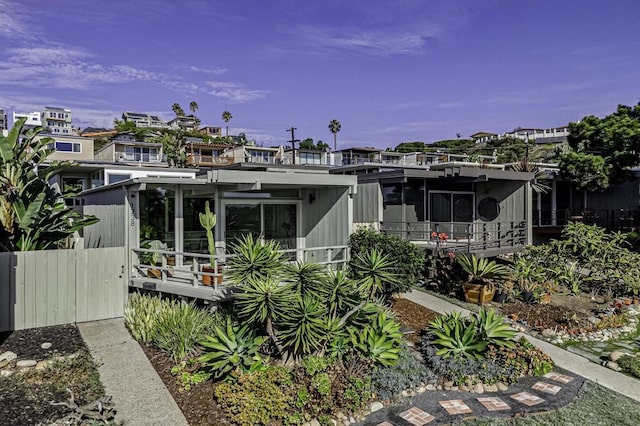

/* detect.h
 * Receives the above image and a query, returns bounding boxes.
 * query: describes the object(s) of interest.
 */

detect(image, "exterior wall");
[353,182,383,224]
[82,187,126,248]
[475,180,526,224]
[43,135,95,162]
[586,179,640,211]
[0,248,127,332]
[301,187,352,253]
[95,144,116,161]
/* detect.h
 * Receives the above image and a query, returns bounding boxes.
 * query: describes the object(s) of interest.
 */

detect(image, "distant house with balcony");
[168,116,198,131]
[185,140,234,167]
[225,145,283,165]
[94,132,164,165]
[0,108,7,137]
[198,126,223,138]
[43,106,77,135]
[471,126,570,145]
[36,133,95,162]
[281,148,330,166]
[121,112,169,129]
[12,111,42,130]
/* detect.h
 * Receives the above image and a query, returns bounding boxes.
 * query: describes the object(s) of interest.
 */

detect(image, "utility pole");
[286,127,300,165]
[525,132,530,163]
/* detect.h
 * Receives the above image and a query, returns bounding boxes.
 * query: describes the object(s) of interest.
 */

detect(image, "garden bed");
[0,325,112,426]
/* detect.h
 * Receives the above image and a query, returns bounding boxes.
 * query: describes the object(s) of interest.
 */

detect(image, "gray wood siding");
[83,205,125,248]
[475,181,526,224]
[302,187,351,249]
[353,182,382,223]
[0,248,127,332]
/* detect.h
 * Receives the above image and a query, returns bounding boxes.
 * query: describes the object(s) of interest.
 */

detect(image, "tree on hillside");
[328,119,341,152]
[152,130,189,168]
[0,119,98,251]
[172,102,185,117]
[300,138,330,151]
[222,111,233,137]
[485,136,526,163]
[559,102,640,191]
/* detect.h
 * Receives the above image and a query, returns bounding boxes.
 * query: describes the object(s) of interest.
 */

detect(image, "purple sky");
[1,0,639,149]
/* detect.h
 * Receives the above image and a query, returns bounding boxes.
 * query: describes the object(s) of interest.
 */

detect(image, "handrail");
[131,245,350,290]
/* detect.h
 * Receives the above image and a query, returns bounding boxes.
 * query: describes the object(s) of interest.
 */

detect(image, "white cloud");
[0,0,34,40]
[182,65,229,75]
[205,81,270,102]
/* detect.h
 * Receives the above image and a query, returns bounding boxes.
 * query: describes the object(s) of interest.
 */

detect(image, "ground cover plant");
[0,325,111,426]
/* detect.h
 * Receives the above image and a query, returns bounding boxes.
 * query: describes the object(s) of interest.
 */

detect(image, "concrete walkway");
[404,289,640,403]
[79,319,188,426]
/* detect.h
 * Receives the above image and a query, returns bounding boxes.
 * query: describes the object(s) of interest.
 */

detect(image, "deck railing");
[533,209,640,231]
[381,221,527,253]
[131,245,350,290]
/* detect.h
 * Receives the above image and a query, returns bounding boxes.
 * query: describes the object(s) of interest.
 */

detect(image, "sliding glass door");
[224,202,298,252]
[429,191,474,239]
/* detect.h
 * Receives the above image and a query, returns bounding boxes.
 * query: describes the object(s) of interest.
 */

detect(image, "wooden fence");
[0,247,127,332]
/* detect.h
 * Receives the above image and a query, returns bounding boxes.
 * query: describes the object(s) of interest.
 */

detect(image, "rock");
[41,342,52,350]
[0,360,8,369]
[416,386,426,394]
[0,351,17,363]
[444,385,452,391]
[0,370,13,377]
[459,385,469,392]
[587,316,601,325]
[67,353,78,359]
[349,416,356,424]
[606,361,621,371]
[542,328,556,338]
[450,386,459,391]
[330,420,338,426]
[16,360,37,368]
[336,411,345,420]
[473,383,484,394]
[426,384,436,391]
[35,361,48,371]
[370,401,384,413]
[310,419,321,426]
[342,419,350,426]
[401,390,409,397]
[610,351,628,362]
[484,384,498,392]
[497,382,509,391]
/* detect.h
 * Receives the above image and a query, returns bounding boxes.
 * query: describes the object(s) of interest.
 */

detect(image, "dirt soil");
[391,297,440,342]
[496,293,614,332]
[139,343,233,426]
[0,325,105,426]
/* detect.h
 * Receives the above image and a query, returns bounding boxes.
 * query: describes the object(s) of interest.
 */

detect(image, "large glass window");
[124,146,160,162]
[139,188,175,249]
[429,192,474,238]
[264,204,297,250]
[225,204,261,246]
[224,203,297,252]
[54,141,81,152]
[183,195,215,253]
[299,152,322,165]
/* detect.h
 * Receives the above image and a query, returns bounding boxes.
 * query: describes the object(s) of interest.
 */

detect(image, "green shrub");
[349,228,425,297]
[456,253,510,282]
[371,348,434,400]
[214,366,296,426]
[279,295,328,356]
[351,248,399,300]
[198,317,266,380]
[426,309,516,359]
[226,234,286,284]
[618,355,640,379]
[153,300,218,360]
[349,311,403,366]
[124,292,164,343]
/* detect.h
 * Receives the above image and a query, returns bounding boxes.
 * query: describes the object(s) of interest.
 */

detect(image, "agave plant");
[284,260,327,299]
[349,325,401,366]
[323,269,361,319]
[226,234,285,284]
[473,309,516,348]
[427,313,488,359]
[198,318,265,380]
[279,295,328,356]
[456,253,510,283]
[351,248,399,300]
[234,278,294,352]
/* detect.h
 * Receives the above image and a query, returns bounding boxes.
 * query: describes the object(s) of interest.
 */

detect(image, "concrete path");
[78,319,189,426]
[404,289,640,403]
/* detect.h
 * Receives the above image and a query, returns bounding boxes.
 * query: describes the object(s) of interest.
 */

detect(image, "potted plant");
[513,256,541,304]
[493,279,513,304]
[140,239,168,278]
[199,201,221,286]
[456,253,509,305]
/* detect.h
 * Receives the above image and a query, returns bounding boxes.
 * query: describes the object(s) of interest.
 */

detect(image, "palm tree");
[328,119,341,152]
[189,101,199,115]
[222,111,232,137]
[171,103,185,117]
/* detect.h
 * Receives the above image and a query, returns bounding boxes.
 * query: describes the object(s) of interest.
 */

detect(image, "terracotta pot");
[633,298,639,305]
[540,293,552,305]
[624,297,633,305]
[201,265,223,286]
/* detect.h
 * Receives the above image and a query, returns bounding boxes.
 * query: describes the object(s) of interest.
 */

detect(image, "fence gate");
[0,247,127,332]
